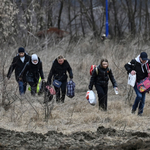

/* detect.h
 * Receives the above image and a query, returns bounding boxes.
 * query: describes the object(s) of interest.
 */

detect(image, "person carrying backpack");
[124,52,150,116]
[47,55,73,103]
[19,54,45,96]
[88,58,118,111]
[7,47,30,96]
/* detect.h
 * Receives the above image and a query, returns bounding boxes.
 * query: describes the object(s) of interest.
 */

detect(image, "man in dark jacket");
[124,52,150,116]
[7,47,30,95]
[47,55,73,103]
[19,54,45,96]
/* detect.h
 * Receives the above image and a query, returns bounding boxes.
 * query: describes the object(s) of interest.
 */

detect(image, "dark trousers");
[54,81,67,102]
[95,85,108,111]
[28,82,38,96]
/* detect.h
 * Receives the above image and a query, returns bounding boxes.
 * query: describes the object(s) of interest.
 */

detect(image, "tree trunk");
[58,0,64,29]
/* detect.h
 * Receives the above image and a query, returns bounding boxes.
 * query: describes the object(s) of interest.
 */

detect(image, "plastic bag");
[46,85,56,95]
[128,73,136,87]
[86,90,96,105]
[28,77,42,93]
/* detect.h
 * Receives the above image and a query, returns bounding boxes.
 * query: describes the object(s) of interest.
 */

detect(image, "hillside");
[1,35,150,149]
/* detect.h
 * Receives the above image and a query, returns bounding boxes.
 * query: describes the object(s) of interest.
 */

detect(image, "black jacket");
[47,59,73,84]
[7,53,30,82]
[89,65,117,90]
[19,57,44,83]
[124,59,150,82]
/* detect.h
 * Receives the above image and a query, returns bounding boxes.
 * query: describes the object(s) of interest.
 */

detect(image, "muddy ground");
[0,126,150,150]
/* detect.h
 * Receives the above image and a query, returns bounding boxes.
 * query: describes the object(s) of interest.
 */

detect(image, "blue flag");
[105,0,109,37]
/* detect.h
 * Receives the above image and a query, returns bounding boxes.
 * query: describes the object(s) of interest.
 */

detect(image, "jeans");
[18,81,27,95]
[132,84,146,115]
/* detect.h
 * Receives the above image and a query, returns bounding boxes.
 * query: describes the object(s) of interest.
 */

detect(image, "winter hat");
[31,54,38,65]
[140,52,148,60]
[18,47,25,53]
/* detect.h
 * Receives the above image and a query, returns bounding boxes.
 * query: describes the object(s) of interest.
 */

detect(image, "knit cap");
[18,47,25,53]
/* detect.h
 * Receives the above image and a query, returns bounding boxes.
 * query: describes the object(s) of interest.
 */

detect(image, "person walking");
[19,54,45,96]
[47,55,73,103]
[88,58,118,111]
[7,47,30,95]
[124,52,150,116]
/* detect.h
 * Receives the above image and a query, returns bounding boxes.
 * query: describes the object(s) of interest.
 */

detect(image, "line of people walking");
[7,47,150,116]
[7,47,73,103]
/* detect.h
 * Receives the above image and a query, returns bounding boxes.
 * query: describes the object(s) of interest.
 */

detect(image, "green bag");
[28,77,42,93]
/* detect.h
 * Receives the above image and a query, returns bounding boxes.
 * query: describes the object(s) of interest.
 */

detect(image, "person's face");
[102,61,108,69]
[58,58,64,65]
[33,60,38,64]
[19,52,25,57]
[140,57,147,64]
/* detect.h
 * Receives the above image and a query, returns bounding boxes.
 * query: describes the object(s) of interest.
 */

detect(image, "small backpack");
[90,65,98,75]
[67,79,75,98]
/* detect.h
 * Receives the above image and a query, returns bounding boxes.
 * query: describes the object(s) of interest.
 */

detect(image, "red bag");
[137,63,150,92]
[46,85,56,95]
[90,65,96,75]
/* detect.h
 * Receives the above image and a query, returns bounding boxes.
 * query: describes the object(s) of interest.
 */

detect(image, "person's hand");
[42,79,45,82]
[131,70,136,75]
[19,77,22,81]
[148,70,150,74]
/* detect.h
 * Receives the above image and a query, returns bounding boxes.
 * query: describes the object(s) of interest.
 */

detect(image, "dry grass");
[1,35,150,135]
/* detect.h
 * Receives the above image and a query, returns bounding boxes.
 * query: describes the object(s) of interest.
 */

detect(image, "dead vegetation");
[0,35,150,136]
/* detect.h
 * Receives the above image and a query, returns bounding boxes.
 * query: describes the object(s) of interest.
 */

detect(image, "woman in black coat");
[47,55,73,103]
[19,54,45,96]
[89,59,118,111]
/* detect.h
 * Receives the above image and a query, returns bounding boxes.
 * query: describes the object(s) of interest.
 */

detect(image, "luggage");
[90,65,98,75]
[67,79,75,98]
[28,77,42,93]
[137,77,150,92]
[86,90,96,105]
[137,63,150,92]
[45,85,56,95]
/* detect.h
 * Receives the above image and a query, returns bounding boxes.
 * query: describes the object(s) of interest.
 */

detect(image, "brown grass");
[1,35,150,134]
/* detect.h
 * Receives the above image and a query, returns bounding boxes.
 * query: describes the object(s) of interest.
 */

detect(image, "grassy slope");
[1,35,150,135]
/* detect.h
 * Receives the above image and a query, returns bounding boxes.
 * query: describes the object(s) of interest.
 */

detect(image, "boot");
[60,94,65,103]
[31,86,36,96]
[56,95,60,103]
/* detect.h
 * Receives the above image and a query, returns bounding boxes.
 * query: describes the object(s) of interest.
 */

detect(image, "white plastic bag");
[86,90,96,105]
[128,73,136,87]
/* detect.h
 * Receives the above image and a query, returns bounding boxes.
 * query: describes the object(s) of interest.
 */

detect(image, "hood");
[31,54,39,65]
[135,55,148,73]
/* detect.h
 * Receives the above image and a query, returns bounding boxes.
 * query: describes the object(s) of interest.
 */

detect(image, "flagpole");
[105,0,109,37]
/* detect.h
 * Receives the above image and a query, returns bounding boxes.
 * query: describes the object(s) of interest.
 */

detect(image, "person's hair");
[100,59,108,67]
[57,55,64,60]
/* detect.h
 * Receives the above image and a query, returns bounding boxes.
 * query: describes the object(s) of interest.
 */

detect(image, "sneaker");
[131,109,136,114]
[138,113,142,116]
